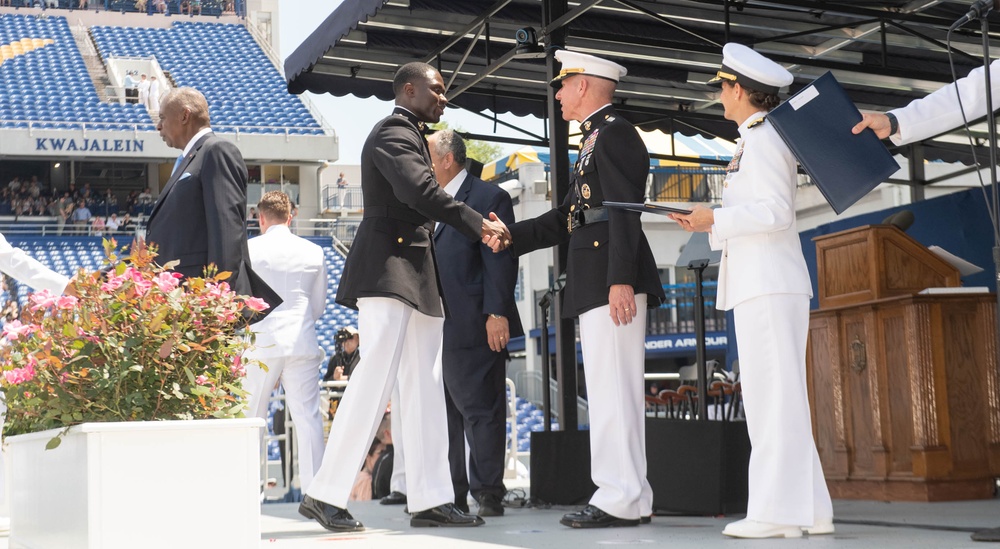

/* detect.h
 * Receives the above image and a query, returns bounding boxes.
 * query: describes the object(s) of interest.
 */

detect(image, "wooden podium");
[807,225,1000,501]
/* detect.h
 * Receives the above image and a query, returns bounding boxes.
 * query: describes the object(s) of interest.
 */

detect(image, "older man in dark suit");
[427,129,522,517]
[149,87,278,313]
[298,62,509,532]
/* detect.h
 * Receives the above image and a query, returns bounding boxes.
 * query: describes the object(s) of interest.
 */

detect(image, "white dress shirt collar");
[263,224,291,236]
[181,127,213,158]
[441,169,468,199]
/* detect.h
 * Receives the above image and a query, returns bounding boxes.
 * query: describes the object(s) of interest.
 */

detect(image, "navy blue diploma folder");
[767,72,900,214]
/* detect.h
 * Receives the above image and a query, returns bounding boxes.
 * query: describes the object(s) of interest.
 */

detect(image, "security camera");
[515,27,537,46]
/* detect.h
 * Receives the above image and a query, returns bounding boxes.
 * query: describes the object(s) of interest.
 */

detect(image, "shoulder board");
[748,116,766,129]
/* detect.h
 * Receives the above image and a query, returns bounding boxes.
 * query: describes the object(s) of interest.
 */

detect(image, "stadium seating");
[89,22,323,134]
[0,14,152,130]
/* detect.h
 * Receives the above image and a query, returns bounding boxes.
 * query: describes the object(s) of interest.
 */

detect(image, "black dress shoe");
[972,527,1000,541]
[640,515,651,524]
[476,493,504,517]
[560,505,640,529]
[411,503,485,527]
[380,491,407,505]
[298,495,364,532]
[455,499,470,514]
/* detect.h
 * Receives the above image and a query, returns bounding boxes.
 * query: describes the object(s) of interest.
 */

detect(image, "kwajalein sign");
[35,137,145,153]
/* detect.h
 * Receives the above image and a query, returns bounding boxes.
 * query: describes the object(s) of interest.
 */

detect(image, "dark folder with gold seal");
[767,71,900,215]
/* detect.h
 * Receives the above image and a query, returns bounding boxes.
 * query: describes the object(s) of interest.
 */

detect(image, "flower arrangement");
[0,239,269,444]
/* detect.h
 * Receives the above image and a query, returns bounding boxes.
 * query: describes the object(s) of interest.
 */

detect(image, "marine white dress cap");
[708,43,793,95]
[551,49,627,88]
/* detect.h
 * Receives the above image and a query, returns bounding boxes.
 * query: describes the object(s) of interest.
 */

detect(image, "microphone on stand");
[951,0,998,30]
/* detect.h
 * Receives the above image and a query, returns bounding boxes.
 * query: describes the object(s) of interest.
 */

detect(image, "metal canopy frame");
[286,0,1000,427]
[287,0,1000,170]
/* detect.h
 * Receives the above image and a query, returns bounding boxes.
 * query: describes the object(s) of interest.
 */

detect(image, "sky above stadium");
[280,0,536,165]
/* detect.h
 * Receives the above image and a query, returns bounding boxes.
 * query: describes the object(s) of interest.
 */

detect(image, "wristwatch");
[886,112,899,136]
[489,313,504,320]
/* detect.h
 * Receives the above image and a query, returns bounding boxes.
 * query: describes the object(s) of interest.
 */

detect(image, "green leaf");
[45,436,61,450]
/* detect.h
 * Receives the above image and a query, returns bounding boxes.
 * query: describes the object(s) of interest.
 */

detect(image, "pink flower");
[243,297,270,312]
[132,278,153,296]
[29,290,58,311]
[55,295,78,309]
[230,354,245,377]
[3,363,36,385]
[195,375,209,385]
[154,272,183,293]
[101,275,125,293]
[3,320,39,341]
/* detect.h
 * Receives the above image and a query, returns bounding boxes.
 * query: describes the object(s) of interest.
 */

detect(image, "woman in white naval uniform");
[0,232,73,533]
[671,43,833,539]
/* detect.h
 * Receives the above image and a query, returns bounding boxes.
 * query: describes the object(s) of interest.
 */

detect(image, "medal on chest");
[725,142,745,187]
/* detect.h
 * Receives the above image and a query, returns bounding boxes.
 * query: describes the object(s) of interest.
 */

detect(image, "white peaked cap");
[708,43,793,94]
[550,49,627,88]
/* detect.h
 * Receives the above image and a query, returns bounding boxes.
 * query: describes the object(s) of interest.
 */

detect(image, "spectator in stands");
[247,207,259,236]
[350,411,395,502]
[105,213,121,234]
[123,73,138,104]
[67,182,79,200]
[32,196,47,216]
[27,177,40,199]
[336,172,348,210]
[71,200,92,234]
[149,76,161,115]
[6,177,20,195]
[148,86,280,316]
[102,188,117,213]
[137,186,152,205]
[119,213,135,236]
[138,74,150,110]
[181,0,200,15]
[243,190,328,494]
[125,190,139,212]
[323,326,359,383]
[91,216,106,237]
[54,192,73,236]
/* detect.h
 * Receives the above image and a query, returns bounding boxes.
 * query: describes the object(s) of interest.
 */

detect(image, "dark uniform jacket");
[335,107,483,316]
[434,173,524,352]
[508,105,665,318]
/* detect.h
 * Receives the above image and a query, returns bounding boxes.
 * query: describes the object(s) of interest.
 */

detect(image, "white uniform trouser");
[578,294,650,520]
[389,383,407,495]
[733,293,833,526]
[307,297,452,512]
[243,355,326,493]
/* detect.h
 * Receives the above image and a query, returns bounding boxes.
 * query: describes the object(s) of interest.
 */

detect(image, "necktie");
[172,154,184,176]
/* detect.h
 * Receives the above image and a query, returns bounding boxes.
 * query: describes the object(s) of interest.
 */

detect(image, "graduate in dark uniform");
[487,49,665,528]
[299,61,509,533]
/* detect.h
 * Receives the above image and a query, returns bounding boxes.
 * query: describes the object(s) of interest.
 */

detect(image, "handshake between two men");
[480,212,511,253]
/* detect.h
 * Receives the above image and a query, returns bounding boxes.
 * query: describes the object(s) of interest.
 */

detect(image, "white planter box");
[6,418,264,549]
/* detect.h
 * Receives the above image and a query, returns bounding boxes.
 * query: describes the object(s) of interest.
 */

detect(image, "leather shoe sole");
[640,516,651,524]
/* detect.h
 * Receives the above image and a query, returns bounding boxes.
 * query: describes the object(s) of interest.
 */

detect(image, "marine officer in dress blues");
[670,43,834,539]
[486,49,665,528]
